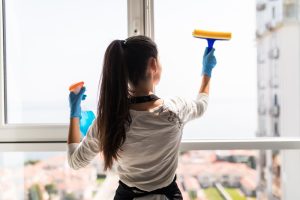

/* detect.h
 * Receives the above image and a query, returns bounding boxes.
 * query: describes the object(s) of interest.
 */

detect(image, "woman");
[67,35,216,199]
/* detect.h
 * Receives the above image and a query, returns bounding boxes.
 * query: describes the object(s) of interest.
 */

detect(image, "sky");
[5,0,257,139]
[154,0,257,138]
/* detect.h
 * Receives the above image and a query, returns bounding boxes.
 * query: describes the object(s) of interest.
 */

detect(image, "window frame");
[0,0,300,151]
[1,138,300,151]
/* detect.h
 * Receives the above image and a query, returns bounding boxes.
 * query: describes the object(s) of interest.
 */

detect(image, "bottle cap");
[69,81,84,94]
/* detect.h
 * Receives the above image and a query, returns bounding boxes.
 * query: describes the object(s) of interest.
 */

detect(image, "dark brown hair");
[97,35,158,170]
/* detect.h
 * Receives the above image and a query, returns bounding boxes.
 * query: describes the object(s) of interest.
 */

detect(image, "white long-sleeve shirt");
[67,93,209,199]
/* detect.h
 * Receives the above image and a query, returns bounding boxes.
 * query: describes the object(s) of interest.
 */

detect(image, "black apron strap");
[114,175,183,200]
[128,94,160,104]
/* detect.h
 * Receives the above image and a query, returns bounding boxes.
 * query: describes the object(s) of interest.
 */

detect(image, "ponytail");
[98,40,131,170]
[97,36,158,170]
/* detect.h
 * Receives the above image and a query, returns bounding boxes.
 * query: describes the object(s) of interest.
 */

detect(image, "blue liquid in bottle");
[80,110,95,137]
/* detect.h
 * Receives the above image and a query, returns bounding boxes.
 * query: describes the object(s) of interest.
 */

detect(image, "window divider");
[0,0,5,127]
[144,0,154,39]
[127,0,154,38]
[128,0,145,36]
[1,137,300,151]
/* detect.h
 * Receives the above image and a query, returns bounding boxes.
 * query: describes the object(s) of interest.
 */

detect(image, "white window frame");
[0,0,300,151]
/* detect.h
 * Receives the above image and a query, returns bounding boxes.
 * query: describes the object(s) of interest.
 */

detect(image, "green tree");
[24,160,40,166]
[188,190,197,200]
[45,183,58,199]
[64,193,77,200]
[28,184,43,200]
[45,183,58,194]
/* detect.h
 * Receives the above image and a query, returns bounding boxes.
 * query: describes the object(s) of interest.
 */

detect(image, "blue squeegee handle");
[207,39,216,53]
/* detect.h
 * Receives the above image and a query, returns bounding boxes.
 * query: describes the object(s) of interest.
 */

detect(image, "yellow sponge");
[192,29,232,40]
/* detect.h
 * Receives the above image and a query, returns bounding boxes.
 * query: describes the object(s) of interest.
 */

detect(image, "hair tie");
[121,40,127,48]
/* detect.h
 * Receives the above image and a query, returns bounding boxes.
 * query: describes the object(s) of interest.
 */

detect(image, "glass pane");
[0,150,299,199]
[5,0,127,124]
[154,0,257,139]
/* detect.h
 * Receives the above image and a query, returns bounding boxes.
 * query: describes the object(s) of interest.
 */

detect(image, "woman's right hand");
[202,47,217,77]
[69,87,87,118]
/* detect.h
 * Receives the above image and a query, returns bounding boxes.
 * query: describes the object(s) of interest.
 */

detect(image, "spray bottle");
[69,81,95,137]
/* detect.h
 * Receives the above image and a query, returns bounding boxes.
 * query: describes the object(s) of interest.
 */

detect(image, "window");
[0,149,298,200]
[154,0,257,139]
[1,1,300,199]
[4,0,127,124]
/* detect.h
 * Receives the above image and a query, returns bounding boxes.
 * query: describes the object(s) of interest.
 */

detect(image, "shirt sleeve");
[67,119,100,170]
[168,93,209,124]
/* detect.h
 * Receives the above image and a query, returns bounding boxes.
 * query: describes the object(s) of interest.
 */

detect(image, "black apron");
[114,175,183,200]
[113,95,183,199]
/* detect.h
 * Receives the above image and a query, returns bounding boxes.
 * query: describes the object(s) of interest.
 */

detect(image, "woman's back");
[119,100,182,191]
[118,94,208,192]
[67,35,216,199]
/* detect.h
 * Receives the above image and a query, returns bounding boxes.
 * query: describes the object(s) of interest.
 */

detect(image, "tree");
[28,184,43,200]
[45,183,58,199]
[24,160,40,166]
[63,193,77,200]
[188,190,197,200]
[45,183,58,194]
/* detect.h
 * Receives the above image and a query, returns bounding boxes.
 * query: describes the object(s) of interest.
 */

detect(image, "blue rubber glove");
[202,47,217,77]
[69,87,87,118]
